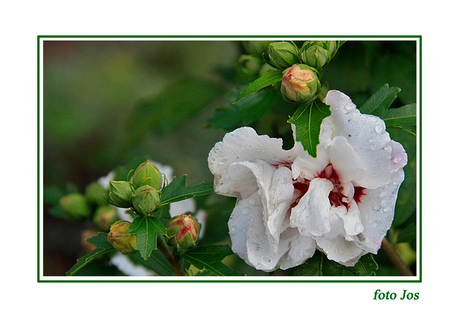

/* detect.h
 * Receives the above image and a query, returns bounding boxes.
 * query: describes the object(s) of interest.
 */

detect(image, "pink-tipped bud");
[166,214,201,250]
[281,64,320,103]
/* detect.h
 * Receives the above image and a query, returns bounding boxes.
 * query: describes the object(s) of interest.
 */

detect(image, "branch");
[156,235,186,276]
[381,237,414,276]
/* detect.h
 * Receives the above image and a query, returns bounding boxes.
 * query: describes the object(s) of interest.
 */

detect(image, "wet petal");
[279,228,316,270]
[290,178,333,236]
[322,90,393,189]
[228,192,262,265]
[208,127,302,198]
[358,169,405,244]
[316,235,364,265]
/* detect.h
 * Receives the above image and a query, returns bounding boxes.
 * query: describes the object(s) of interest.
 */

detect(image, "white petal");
[246,209,287,271]
[316,235,365,266]
[233,160,291,253]
[290,178,333,236]
[208,127,302,198]
[169,197,196,217]
[322,90,394,189]
[291,144,329,180]
[326,136,364,184]
[390,140,408,171]
[110,252,156,276]
[358,169,405,244]
[228,192,262,265]
[336,200,364,238]
[267,166,294,237]
[279,228,316,270]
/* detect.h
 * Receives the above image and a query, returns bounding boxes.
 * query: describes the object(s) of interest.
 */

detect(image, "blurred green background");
[42,39,417,276]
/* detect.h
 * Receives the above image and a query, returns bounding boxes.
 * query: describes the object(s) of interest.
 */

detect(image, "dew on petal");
[375,125,384,134]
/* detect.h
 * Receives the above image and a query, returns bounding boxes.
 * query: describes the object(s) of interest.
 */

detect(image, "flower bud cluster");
[264,40,344,103]
[300,41,340,71]
[58,182,118,230]
[108,160,163,216]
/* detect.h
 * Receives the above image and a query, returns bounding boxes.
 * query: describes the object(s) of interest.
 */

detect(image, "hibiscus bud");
[59,193,91,221]
[84,181,107,207]
[92,205,118,231]
[166,213,201,250]
[267,42,300,70]
[281,64,320,102]
[131,185,161,215]
[132,160,163,190]
[301,44,330,70]
[108,220,137,255]
[108,180,134,208]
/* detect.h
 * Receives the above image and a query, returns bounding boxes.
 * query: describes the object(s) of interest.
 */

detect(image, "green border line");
[37,35,422,283]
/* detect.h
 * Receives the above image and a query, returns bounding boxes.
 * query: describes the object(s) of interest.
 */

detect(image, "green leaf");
[128,249,175,276]
[383,103,416,127]
[206,87,277,130]
[128,216,167,260]
[160,174,213,205]
[359,84,401,117]
[182,244,244,276]
[120,78,224,152]
[287,98,331,157]
[293,252,378,276]
[233,69,283,103]
[66,233,115,276]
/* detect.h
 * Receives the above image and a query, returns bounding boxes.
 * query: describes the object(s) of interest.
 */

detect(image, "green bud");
[131,185,161,215]
[280,64,320,102]
[166,213,201,250]
[59,193,91,221]
[92,205,118,231]
[84,182,107,207]
[108,180,134,208]
[267,42,300,70]
[132,160,163,190]
[301,44,330,71]
[108,220,137,254]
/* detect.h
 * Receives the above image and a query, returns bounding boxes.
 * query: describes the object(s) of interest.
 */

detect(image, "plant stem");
[381,238,414,276]
[157,235,186,276]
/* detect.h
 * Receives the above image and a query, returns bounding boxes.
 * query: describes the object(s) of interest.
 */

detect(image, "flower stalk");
[381,238,414,276]
[156,235,186,276]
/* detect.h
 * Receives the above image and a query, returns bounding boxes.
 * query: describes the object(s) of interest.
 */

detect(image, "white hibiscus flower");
[208,90,407,272]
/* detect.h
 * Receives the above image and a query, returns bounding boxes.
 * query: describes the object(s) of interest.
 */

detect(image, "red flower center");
[290,163,366,210]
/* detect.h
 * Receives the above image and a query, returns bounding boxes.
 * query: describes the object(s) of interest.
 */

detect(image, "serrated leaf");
[293,252,378,276]
[359,84,401,117]
[287,98,331,157]
[66,233,115,276]
[233,69,283,103]
[383,103,416,127]
[206,87,277,130]
[128,249,175,276]
[160,175,213,205]
[128,216,167,260]
[182,244,244,276]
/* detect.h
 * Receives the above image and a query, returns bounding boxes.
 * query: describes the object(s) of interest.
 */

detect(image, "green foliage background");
[42,39,417,276]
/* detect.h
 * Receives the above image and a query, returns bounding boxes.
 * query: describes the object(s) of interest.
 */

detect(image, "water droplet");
[393,156,402,164]
[379,191,387,197]
[262,256,271,264]
[375,125,384,134]
[241,207,250,215]
[383,207,390,213]
[355,223,364,233]
[370,145,376,150]
[345,103,355,111]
